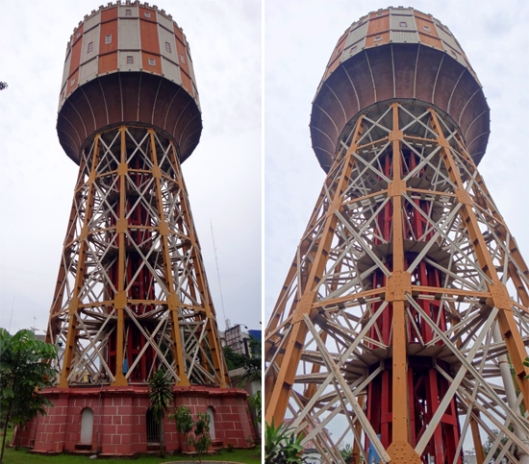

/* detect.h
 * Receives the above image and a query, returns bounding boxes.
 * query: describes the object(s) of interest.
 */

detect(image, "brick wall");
[15,385,255,456]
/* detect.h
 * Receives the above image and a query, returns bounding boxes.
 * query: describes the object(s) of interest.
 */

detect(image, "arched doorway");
[80,408,94,443]
[206,407,215,439]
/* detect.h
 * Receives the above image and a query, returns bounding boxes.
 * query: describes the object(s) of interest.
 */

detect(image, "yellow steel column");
[430,109,529,411]
[169,144,228,387]
[470,412,485,464]
[112,126,128,387]
[59,136,101,387]
[265,117,363,425]
[386,103,421,463]
[148,130,189,385]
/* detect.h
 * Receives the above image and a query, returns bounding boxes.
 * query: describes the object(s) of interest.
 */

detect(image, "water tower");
[265,7,529,464]
[17,1,254,455]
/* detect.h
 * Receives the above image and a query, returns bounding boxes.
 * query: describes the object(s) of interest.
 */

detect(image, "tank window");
[349,45,357,54]
[180,53,185,64]
[376,12,382,17]
[451,50,457,57]
[127,56,134,64]
[144,11,151,18]
[105,34,112,45]
[87,42,93,53]
[148,58,156,66]
[76,31,81,39]
[374,36,382,42]
[165,42,171,53]
[400,21,407,27]
[125,9,131,16]
[70,78,75,86]
[423,25,431,32]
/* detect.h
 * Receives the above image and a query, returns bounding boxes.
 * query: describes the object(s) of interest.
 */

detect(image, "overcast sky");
[265,0,529,318]
[0,0,261,335]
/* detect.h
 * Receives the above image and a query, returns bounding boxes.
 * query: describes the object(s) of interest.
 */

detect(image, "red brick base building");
[15,385,255,456]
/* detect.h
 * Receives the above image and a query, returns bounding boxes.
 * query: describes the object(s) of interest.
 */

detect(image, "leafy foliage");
[171,405,194,435]
[239,337,262,386]
[265,420,305,463]
[0,82,7,91]
[0,328,58,462]
[170,406,211,462]
[248,390,262,428]
[524,356,529,379]
[193,412,212,462]
[223,345,246,371]
[482,428,511,461]
[339,444,354,464]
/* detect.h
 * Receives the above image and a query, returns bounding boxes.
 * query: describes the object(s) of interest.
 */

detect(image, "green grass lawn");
[1,430,262,464]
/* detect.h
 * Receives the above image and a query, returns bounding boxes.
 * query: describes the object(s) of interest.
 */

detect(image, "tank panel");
[140,17,160,54]
[389,13,415,31]
[80,26,100,66]
[157,10,174,31]
[100,20,118,57]
[68,69,79,98]
[61,49,72,92]
[68,25,84,88]
[84,10,101,32]
[342,37,366,60]
[101,6,118,22]
[118,4,138,18]
[118,51,141,71]
[367,15,389,35]
[346,21,368,48]
[79,58,98,86]
[158,24,176,62]
[391,30,420,43]
[366,31,390,48]
[118,18,141,50]
[141,52,162,75]
[98,52,118,75]
[161,57,182,85]
[435,22,460,51]
[139,5,156,22]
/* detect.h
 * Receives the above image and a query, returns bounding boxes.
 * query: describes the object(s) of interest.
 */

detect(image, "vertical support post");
[59,135,101,387]
[112,126,128,387]
[386,103,420,463]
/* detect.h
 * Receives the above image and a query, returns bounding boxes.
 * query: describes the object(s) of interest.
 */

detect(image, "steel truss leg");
[265,101,529,463]
[47,125,228,388]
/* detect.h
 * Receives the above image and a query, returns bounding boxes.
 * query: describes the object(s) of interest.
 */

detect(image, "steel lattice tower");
[17,2,254,455]
[265,7,529,464]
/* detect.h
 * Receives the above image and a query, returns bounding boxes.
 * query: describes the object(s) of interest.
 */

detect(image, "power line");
[210,221,228,328]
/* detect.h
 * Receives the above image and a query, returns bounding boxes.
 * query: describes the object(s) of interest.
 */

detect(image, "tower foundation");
[16,386,254,455]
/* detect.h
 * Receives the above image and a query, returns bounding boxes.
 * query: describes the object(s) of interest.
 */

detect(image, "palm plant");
[265,419,305,463]
[148,369,173,456]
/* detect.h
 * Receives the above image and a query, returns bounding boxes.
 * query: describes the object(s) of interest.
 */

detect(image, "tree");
[340,444,354,464]
[0,82,7,91]
[483,428,510,462]
[170,406,211,462]
[0,328,58,463]
[239,337,261,386]
[265,420,305,464]
[223,345,246,371]
[248,389,262,428]
[148,369,173,457]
